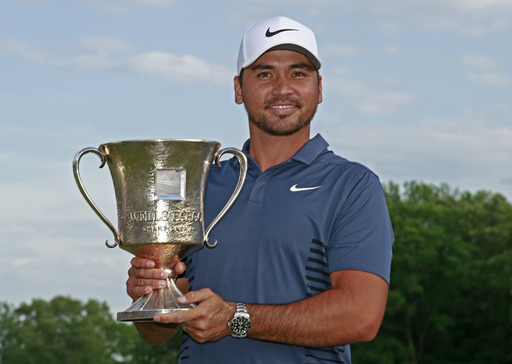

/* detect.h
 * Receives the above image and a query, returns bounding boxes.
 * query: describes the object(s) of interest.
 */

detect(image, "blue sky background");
[1,0,511,316]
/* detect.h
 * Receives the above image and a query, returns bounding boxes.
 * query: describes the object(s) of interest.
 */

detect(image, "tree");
[0,296,126,363]
[0,296,181,364]
[2,181,511,363]
[352,181,512,363]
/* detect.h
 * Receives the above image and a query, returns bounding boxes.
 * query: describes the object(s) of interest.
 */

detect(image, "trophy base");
[117,277,195,322]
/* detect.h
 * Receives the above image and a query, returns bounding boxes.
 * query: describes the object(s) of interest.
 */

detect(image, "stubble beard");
[245,97,318,137]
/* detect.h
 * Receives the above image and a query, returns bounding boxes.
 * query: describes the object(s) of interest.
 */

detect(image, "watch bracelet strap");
[236,302,248,314]
[229,302,251,338]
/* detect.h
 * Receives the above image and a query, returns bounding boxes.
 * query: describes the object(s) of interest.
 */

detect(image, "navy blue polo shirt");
[180,134,394,364]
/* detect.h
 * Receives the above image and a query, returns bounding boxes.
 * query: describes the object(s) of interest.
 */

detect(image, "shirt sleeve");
[326,172,394,283]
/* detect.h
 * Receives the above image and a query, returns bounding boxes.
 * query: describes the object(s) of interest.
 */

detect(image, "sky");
[1,0,511,316]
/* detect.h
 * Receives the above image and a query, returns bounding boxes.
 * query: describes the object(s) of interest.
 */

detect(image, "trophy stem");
[117,273,195,322]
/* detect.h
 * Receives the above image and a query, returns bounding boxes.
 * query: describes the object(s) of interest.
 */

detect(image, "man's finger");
[130,256,156,268]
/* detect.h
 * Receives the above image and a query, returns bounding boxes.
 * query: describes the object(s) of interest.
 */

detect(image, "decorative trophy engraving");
[73,139,247,322]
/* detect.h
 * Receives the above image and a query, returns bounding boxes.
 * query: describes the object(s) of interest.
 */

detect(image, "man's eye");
[258,72,271,78]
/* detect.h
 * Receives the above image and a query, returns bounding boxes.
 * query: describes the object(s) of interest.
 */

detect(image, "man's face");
[234,50,322,137]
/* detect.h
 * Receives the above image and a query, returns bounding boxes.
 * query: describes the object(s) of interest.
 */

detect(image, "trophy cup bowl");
[73,139,247,322]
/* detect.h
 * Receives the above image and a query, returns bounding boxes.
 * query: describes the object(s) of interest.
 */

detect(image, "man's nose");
[271,76,294,96]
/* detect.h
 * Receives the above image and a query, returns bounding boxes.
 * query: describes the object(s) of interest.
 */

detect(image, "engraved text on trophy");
[128,209,201,233]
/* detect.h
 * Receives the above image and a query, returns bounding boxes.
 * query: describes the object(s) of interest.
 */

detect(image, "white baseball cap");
[236,16,321,75]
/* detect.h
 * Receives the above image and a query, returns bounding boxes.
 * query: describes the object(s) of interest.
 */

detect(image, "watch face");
[231,316,251,335]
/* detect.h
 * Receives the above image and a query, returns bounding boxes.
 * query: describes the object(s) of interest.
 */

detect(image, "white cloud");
[452,0,512,11]
[132,0,173,6]
[462,55,499,70]
[72,0,175,11]
[462,56,511,87]
[2,38,232,85]
[13,257,45,268]
[321,44,359,59]
[343,0,512,36]
[128,52,232,86]
[2,38,125,69]
[325,69,414,116]
[4,37,133,60]
[467,71,511,86]
[4,40,49,63]
[323,108,512,198]
[78,37,133,53]
[460,17,511,37]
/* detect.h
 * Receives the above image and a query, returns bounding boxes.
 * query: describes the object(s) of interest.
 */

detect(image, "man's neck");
[247,125,310,172]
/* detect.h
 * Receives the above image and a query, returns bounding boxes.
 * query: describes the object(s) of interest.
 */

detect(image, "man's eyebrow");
[290,62,314,70]
[249,62,314,71]
[250,64,273,71]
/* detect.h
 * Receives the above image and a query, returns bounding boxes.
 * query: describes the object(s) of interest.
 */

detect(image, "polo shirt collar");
[291,134,329,165]
[241,133,329,167]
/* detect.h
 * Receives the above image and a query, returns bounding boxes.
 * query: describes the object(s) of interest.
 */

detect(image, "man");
[127,16,394,363]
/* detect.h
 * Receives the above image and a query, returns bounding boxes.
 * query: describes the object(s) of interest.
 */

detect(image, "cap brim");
[266,44,321,70]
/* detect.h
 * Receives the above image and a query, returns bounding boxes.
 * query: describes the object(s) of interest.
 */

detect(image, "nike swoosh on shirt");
[290,184,322,192]
[265,27,298,37]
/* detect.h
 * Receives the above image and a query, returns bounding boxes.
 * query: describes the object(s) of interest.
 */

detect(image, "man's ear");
[234,75,244,105]
[317,75,323,105]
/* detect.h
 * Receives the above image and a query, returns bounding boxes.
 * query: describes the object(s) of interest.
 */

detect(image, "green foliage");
[0,296,181,364]
[2,181,511,363]
[353,181,512,364]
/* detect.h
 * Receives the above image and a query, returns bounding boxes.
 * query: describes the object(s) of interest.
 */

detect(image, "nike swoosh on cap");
[290,184,321,192]
[265,27,298,37]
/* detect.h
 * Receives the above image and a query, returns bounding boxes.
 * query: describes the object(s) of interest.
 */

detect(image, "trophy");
[73,139,247,321]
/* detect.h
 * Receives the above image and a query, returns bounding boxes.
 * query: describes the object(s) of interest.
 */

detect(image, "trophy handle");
[204,148,248,248]
[73,147,120,248]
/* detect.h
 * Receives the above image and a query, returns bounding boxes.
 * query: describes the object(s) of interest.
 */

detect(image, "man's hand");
[126,256,189,346]
[153,288,236,343]
[126,256,186,302]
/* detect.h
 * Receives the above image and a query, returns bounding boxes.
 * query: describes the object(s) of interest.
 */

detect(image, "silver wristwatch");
[228,303,252,338]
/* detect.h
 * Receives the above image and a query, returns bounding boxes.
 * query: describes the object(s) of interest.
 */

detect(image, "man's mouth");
[266,97,301,110]
[270,105,297,109]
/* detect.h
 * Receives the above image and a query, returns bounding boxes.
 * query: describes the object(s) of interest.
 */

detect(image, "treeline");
[0,297,182,364]
[352,181,512,363]
[1,181,511,363]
